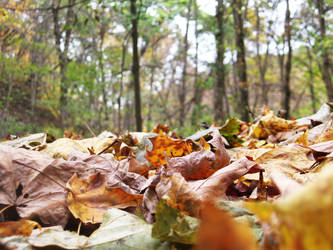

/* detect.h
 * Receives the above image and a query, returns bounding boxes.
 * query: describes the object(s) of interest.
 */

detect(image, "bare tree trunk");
[130,0,142,131]
[191,0,202,126]
[52,0,75,127]
[118,38,128,133]
[315,0,333,102]
[255,2,270,106]
[232,0,249,122]
[306,46,316,113]
[214,0,226,122]
[281,0,292,119]
[179,0,192,127]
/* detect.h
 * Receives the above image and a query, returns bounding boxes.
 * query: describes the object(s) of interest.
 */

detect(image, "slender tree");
[232,0,249,122]
[130,0,142,131]
[314,0,333,102]
[281,0,292,119]
[179,0,192,127]
[214,0,226,122]
[51,0,76,127]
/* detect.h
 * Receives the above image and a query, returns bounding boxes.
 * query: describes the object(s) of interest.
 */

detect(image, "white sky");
[175,0,305,71]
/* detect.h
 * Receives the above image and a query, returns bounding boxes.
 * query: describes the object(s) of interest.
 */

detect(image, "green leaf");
[86,208,170,250]
[152,200,199,245]
[220,117,240,136]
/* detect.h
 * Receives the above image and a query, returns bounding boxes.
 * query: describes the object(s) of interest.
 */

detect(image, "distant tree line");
[0,0,332,136]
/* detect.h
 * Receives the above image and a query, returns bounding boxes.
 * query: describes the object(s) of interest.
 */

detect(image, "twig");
[0,204,13,215]
[84,121,96,137]
[97,139,120,155]
[77,221,82,235]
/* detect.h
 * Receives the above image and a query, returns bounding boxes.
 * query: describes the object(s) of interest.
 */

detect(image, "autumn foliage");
[1,104,333,249]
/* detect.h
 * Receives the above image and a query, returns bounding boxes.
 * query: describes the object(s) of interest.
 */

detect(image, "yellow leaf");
[67,173,142,224]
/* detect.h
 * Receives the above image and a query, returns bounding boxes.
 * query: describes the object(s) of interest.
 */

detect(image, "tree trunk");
[232,0,249,122]
[191,0,202,126]
[52,0,75,127]
[306,46,316,113]
[281,0,292,119]
[316,0,333,102]
[179,0,192,127]
[255,2,270,106]
[130,0,142,131]
[214,0,226,122]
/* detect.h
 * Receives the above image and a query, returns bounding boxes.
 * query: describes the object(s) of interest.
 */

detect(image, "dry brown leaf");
[241,144,316,185]
[156,157,261,216]
[67,173,143,224]
[165,130,230,180]
[252,109,298,139]
[189,156,261,201]
[128,157,149,177]
[0,220,41,237]
[42,137,118,159]
[268,169,302,198]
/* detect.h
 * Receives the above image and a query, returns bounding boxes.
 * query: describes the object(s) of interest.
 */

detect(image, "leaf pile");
[1,103,333,249]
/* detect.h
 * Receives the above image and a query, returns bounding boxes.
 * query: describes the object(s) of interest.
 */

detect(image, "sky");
[175,0,305,71]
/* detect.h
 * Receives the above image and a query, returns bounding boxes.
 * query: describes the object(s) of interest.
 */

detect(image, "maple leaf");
[145,135,197,168]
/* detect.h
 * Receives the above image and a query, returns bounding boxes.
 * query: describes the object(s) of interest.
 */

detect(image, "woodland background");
[0,0,332,137]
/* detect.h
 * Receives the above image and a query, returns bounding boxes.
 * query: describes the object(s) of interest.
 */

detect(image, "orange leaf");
[145,135,196,168]
[0,220,41,237]
[196,202,258,250]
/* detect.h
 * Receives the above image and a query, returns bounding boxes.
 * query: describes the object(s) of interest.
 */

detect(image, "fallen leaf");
[245,166,333,250]
[251,109,298,139]
[189,156,261,201]
[166,130,230,180]
[268,169,302,198]
[296,103,331,126]
[85,208,170,249]
[156,157,261,216]
[67,173,143,224]
[0,220,41,237]
[145,135,197,168]
[196,201,258,250]
[42,137,118,159]
[0,235,32,250]
[29,228,87,249]
[152,200,199,245]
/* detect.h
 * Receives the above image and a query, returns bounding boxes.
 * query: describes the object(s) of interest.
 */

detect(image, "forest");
[0,0,332,137]
[2,1,333,249]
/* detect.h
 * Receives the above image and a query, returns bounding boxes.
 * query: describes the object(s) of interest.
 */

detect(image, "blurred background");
[0,0,332,137]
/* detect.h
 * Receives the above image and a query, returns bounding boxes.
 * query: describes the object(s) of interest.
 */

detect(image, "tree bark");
[281,0,292,119]
[214,0,226,122]
[179,0,192,127]
[315,0,333,102]
[255,2,270,106]
[232,0,249,122]
[191,0,202,126]
[52,0,75,127]
[130,0,142,131]
[306,46,316,113]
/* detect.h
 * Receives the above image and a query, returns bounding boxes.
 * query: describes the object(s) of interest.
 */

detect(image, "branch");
[0,0,89,12]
